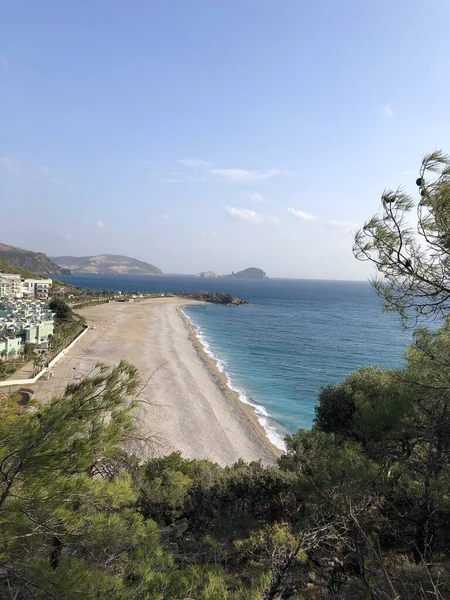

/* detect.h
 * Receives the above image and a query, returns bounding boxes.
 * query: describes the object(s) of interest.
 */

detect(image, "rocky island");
[195,271,218,278]
[225,267,268,280]
[196,268,268,280]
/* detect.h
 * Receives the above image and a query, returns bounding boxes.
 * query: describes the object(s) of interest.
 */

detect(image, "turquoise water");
[59,275,412,448]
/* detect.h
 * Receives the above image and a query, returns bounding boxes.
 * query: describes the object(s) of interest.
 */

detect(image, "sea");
[57,274,412,450]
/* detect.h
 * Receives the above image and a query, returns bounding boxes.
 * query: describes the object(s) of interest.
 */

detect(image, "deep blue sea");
[58,274,412,449]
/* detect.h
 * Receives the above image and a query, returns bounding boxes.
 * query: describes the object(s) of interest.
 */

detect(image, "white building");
[0,279,12,299]
[0,299,55,357]
[0,274,22,298]
[0,274,53,300]
[21,278,53,299]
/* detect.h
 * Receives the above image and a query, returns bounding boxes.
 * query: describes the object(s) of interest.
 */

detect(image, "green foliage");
[48,298,73,322]
[2,324,450,597]
[0,257,37,278]
[354,150,450,322]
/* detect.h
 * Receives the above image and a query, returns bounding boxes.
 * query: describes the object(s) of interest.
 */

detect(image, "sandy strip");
[32,298,279,466]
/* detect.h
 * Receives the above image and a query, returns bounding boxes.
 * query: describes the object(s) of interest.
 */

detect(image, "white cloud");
[383,103,394,117]
[97,219,104,228]
[161,213,169,220]
[225,206,278,225]
[0,156,21,175]
[328,219,359,231]
[40,165,50,176]
[180,158,211,167]
[287,207,315,221]
[177,158,290,183]
[225,206,263,223]
[249,192,265,202]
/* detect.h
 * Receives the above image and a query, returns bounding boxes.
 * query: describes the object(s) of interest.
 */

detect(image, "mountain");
[51,254,163,275]
[0,243,71,275]
[0,257,39,279]
[225,267,268,280]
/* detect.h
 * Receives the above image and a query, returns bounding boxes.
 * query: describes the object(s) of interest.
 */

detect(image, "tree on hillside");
[48,298,73,322]
[0,363,267,600]
[353,150,450,322]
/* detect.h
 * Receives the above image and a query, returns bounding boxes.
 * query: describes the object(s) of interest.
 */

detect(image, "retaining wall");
[0,326,89,388]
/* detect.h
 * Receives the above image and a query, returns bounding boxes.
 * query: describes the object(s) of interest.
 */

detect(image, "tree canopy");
[354,150,450,323]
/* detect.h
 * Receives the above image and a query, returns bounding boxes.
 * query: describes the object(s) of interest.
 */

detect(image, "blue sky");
[1,0,450,278]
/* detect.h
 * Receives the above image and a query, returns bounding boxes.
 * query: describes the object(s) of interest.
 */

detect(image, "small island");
[224,267,268,280]
[195,267,268,280]
[195,271,218,278]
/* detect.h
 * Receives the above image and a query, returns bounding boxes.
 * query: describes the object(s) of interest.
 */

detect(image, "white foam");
[182,310,287,452]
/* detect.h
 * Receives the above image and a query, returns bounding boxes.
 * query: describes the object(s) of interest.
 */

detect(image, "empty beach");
[32,298,279,466]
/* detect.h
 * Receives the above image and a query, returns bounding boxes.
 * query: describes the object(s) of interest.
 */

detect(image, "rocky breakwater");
[177,291,247,305]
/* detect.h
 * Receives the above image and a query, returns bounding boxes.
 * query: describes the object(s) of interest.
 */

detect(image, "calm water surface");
[59,274,411,448]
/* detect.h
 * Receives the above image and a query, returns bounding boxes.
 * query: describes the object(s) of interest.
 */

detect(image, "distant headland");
[50,254,163,275]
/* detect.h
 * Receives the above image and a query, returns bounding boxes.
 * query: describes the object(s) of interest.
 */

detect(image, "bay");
[58,274,411,448]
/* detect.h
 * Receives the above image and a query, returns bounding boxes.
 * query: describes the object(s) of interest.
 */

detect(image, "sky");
[1,0,450,279]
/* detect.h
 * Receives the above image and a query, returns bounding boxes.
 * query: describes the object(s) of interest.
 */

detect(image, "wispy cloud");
[211,167,287,182]
[225,206,263,223]
[40,165,50,176]
[178,158,290,183]
[161,213,169,220]
[225,206,278,225]
[249,192,265,202]
[287,207,315,221]
[327,219,359,231]
[383,103,394,118]
[0,156,21,175]
[97,219,104,228]
[179,158,211,168]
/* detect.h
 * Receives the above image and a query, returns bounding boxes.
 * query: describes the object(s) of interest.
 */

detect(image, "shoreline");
[30,298,279,466]
[178,306,282,459]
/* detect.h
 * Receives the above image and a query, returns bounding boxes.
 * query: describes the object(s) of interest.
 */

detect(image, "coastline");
[178,307,283,457]
[30,298,279,466]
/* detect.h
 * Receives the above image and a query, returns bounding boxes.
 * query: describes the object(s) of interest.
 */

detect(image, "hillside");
[0,243,71,275]
[0,257,38,279]
[51,254,163,275]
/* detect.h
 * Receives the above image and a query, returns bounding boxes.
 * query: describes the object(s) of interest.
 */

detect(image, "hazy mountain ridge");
[51,254,163,275]
[0,243,71,275]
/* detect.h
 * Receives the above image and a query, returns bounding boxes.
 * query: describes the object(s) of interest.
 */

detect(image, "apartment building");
[0,274,22,298]
[0,274,53,299]
[21,278,53,299]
